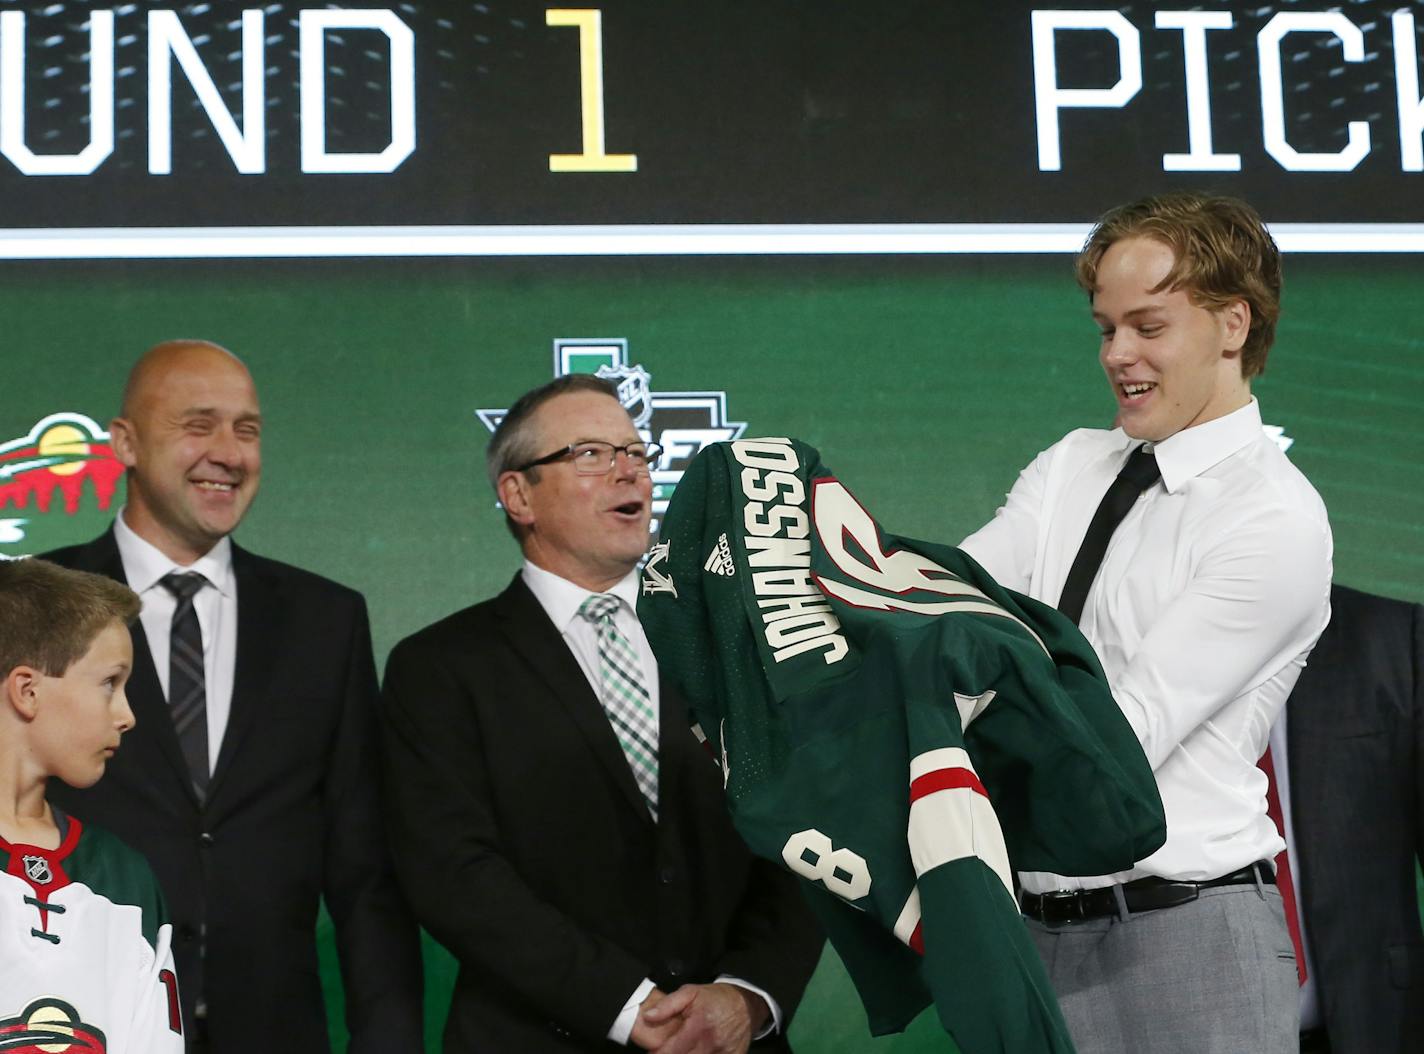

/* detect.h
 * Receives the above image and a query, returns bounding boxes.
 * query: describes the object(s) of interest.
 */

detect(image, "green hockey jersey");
[639,438,1165,1053]
[1,812,184,1053]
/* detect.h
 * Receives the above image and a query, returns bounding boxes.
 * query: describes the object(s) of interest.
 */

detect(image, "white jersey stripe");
[907,750,1014,898]
[892,886,922,947]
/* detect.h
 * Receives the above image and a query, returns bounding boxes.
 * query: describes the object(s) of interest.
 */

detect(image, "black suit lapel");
[494,576,652,821]
[207,544,277,804]
[66,529,202,805]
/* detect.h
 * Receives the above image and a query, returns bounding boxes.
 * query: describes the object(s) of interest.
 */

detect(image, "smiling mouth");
[610,501,645,517]
[192,480,238,492]
[1120,381,1157,400]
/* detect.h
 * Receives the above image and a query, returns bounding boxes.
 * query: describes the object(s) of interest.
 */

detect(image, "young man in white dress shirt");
[960,193,1332,1053]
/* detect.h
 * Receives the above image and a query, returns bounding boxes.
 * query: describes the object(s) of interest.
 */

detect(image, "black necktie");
[161,571,210,803]
[1056,445,1161,626]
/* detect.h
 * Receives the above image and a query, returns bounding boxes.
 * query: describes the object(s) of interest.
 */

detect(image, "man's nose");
[1102,332,1137,367]
[611,447,641,480]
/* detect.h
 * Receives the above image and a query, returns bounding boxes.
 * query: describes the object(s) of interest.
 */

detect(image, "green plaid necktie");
[580,593,659,819]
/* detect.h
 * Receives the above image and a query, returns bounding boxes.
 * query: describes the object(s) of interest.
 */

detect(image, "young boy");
[0,557,185,1051]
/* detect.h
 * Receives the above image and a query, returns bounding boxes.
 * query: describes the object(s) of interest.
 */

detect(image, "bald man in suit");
[46,340,422,1052]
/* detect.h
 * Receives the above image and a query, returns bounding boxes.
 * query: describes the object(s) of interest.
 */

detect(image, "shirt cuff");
[716,975,782,1039]
[608,977,657,1045]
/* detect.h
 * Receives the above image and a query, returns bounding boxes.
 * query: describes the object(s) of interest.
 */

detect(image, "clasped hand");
[631,982,769,1054]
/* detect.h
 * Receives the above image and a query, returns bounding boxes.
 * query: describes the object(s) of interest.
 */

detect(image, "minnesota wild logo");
[0,412,124,553]
[0,999,106,1052]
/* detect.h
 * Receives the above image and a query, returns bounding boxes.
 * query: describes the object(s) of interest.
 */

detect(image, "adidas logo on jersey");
[704,533,736,577]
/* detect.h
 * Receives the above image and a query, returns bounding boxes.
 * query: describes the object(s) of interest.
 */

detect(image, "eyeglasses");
[516,441,663,476]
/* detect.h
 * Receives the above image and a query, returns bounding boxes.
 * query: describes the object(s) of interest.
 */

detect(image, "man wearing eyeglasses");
[380,375,822,1054]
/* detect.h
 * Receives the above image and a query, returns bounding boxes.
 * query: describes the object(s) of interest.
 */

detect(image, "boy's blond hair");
[0,557,140,677]
[1076,192,1282,379]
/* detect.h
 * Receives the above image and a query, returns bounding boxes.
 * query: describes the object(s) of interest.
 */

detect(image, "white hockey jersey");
[1,812,184,1053]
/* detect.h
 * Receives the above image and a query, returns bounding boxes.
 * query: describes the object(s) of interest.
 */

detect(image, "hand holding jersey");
[639,437,1165,1054]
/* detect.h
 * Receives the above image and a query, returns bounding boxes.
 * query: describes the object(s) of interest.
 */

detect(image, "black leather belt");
[1020,862,1275,924]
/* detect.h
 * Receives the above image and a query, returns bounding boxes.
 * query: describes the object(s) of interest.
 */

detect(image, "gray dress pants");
[1026,884,1299,1054]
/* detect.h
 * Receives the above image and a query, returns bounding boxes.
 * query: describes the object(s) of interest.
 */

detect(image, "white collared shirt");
[114,509,238,774]
[961,399,1332,890]
[519,559,781,1044]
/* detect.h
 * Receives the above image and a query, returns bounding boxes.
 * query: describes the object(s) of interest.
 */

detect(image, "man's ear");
[497,471,536,528]
[109,416,139,469]
[5,666,43,722]
[1220,299,1251,355]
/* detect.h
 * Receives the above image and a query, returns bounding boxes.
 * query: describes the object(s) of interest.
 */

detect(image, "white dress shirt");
[520,560,780,1045]
[114,508,238,774]
[961,399,1332,891]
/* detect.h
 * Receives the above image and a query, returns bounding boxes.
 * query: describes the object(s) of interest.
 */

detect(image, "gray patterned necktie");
[579,594,659,819]
[161,571,210,803]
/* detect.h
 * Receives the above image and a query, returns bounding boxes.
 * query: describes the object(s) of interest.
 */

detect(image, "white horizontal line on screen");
[1,223,1423,259]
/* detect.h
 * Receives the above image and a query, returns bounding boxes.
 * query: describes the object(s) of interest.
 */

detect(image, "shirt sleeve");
[129,922,186,1053]
[607,978,657,1045]
[1110,500,1331,770]
[959,443,1057,592]
[716,975,782,1038]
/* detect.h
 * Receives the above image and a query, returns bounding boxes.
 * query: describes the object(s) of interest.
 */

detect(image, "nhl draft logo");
[0,412,125,552]
[478,339,747,534]
[21,855,51,886]
[0,998,106,1052]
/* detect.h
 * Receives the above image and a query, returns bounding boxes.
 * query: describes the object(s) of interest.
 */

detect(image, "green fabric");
[640,438,1165,1053]
[58,819,168,951]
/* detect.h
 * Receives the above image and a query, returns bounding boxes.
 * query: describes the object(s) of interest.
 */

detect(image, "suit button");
[198,832,215,848]
[659,866,676,885]
[178,924,198,942]
[666,959,684,978]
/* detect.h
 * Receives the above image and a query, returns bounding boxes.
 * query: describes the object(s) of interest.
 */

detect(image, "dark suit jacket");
[1287,583,1424,1053]
[381,574,823,1053]
[45,529,423,1053]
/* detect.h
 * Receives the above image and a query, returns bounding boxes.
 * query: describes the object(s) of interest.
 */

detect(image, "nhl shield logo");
[22,854,52,885]
[596,363,654,428]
